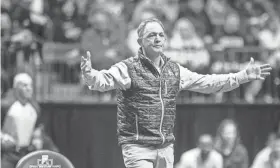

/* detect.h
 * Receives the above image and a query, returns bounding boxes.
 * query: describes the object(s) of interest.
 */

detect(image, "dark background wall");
[39,103,280,168]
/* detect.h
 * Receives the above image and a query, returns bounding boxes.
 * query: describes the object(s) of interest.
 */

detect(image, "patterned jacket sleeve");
[178,64,250,93]
[82,62,131,92]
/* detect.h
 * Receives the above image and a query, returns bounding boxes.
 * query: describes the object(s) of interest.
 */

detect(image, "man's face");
[199,141,212,154]
[141,22,166,56]
[224,14,240,33]
[89,12,110,33]
[176,20,195,39]
[62,0,75,18]
[17,80,33,99]
[188,0,204,13]
[198,136,213,161]
[221,124,237,143]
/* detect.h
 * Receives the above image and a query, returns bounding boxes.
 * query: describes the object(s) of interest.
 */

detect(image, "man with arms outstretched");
[81,18,272,168]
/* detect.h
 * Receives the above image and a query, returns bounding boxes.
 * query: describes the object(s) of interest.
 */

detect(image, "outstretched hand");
[245,57,272,81]
[80,51,92,73]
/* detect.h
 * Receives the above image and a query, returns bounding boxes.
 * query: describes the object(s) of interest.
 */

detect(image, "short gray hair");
[13,73,32,88]
[137,18,165,39]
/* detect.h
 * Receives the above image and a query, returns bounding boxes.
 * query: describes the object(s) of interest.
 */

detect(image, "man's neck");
[222,141,235,154]
[224,141,235,147]
[143,49,162,68]
[14,90,29,105]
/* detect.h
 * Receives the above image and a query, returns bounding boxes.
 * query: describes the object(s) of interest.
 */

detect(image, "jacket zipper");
[141,55,169,145]
[159,81,166,145]
[135,114,139,140]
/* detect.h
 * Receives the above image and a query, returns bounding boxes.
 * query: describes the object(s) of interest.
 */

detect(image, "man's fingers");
[261,72,270,76]
[260,64,271,69]
[80,52,92,72]
[81,62,86,70]
[257,73,270,80]
[80,57,86,67]
[261,68,272,73]
[81,55,87,60]
[81,56,87,63]
[250,57,254,63]
[86,51,91,60]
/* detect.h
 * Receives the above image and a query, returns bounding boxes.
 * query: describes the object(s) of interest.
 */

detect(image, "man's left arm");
[178,57,272,94]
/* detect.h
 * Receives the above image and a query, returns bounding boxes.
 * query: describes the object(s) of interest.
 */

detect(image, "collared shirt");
[82,56,249,93]
[176,148,223,168]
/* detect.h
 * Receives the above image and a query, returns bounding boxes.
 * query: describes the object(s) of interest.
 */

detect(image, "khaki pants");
[122,143,174,168]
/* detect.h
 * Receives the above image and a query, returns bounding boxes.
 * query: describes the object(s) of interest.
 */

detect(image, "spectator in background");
[61,0,82,41]
[1,0,49,95]
[91,0,124,17]
[81,7,128,70]
[205,0,229,42]
[257,18,280,68]
[17,0,49,62]
[1,7,12,42]
[215,119,249,168]
[251,133,280,168]
[167,18,210,73]
[179,0,213,40]
[1,73,58,168]
[1,7,12,96]
[1,0,11,11]
[157,0,180,25]
[121,0,139,22]
[132,0,178,27]
[218,12,245,49]
[51,0,83,43]
[176,134,223,168]
[131,0,176,38]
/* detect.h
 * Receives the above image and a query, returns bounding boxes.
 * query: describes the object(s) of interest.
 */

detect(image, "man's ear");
[137,38,142,46]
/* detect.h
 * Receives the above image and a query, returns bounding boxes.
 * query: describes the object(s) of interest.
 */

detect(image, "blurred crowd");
[176,119,280,168]
[1,0,280,102]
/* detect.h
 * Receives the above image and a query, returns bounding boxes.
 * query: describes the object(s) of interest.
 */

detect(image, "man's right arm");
[215,152,223,168]
[82,62,131,92]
